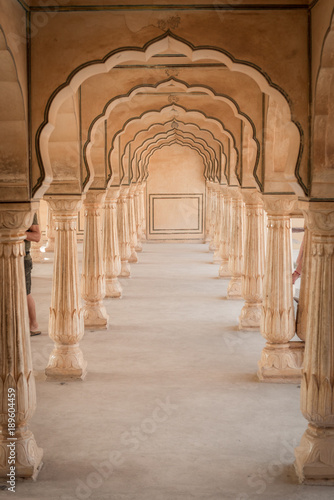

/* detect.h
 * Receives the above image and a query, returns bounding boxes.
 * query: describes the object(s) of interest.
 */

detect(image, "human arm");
[26,224,41,243]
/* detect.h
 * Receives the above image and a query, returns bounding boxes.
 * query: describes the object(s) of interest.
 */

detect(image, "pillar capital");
[301,200,334,235]
[83,189,107,208]
[241,188,263,207]
[0,203,38,239]
[44,194,83,215]
[261,194,297,215]
[120,185,130,197]
[106,187,121,201]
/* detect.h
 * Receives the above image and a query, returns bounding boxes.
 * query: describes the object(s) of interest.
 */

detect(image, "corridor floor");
[2,243,333,500]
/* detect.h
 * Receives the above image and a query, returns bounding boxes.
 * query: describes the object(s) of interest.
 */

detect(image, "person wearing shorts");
[25,213,41,336]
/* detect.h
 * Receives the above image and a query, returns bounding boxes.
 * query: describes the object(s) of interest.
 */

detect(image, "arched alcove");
[36,32,303,197]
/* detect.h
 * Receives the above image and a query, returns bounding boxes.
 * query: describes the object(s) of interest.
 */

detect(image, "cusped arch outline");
[36,31,304,196]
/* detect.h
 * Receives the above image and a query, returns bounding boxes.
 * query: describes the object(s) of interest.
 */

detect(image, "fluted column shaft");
[295,201,334,484]
[128,186,138,264]
[213,187,223,263]
[0,206,43,479]
[81,190,109,328]
[139,182,147,241]
[239,190,265,329]
[45,195,87,381]
[134,184,143,252]
[205,182,212,243]
[296,226,311,341]
[209,186,218,251]
[103,188,122,298]
[218,187,231,278]
[45,202,55,252]
[227,187,244,299]
[118,187,131,278]
[258,195,303,383]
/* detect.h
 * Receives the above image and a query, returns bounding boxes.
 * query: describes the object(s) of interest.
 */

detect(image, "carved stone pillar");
[118,187,131,278]
[205,182,212,243]
[128,186,138,264]
[103,187,122,298]
[0,206,43,479]
[209,185,217,251]
[213,187,223,263]
[45,202,55,252]
[134,184,143,252]
[258,195,303,383]
[294,201,334,484]
[227,187,244,299]
[218,187,231,278]
[296,225,310,341]
[44,195,87,380]
[81,190,109,328]
[239,190,265,330]
[139,182,147,241]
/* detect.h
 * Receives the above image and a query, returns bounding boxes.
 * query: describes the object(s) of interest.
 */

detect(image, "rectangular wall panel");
[149,193,204,240]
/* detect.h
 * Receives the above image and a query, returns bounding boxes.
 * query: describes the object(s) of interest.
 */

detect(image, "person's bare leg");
[27,294,39,331]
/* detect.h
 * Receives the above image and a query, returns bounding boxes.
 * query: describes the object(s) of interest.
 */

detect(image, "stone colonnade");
[1,182,333,483]
[206,182,304,381]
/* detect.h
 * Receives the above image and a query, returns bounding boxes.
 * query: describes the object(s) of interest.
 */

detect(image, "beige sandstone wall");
[146,144,205,241]
[30,8,309,194]
[311,0,334,98]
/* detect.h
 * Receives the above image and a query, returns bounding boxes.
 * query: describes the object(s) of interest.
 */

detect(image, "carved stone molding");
[257,341,304,383]
[295,425,334,484]
[262,194,298,215]
[0,204,37,237]
[81,190,109,328]
[0,206,43,478]
[103,188,122,298]
[118,187,131,278]
[44,195,87,380]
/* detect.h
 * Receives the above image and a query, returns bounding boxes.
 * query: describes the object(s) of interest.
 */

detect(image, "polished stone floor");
[2,242,332,500]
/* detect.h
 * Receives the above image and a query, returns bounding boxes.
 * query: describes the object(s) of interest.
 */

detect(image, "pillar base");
[295,424,334,484]
[83,302,109,328]
[45,345,87,381]
[135,241,143,252]
[239,303,262,330]
[105,278,122,298]
[227,277,242,299]
[257,341,304,383]
[219,260,231,278]
[209,241,216,252]
[120,261,130,278]
[0,430,43,480]
[213,249,222,263]
[129,251,138,263]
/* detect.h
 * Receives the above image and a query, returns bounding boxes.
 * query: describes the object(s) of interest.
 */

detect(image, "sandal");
[30,330,41,336]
